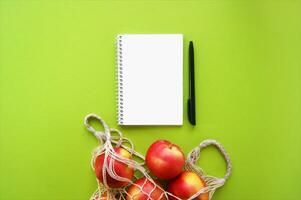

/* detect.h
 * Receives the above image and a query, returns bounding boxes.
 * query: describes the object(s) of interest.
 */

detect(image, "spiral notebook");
[116,34,183,125]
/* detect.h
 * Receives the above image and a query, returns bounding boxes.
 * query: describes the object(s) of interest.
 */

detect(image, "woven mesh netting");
[84,114,232,200]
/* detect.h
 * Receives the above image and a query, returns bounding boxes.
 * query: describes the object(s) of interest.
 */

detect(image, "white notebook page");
[117,34,183,125]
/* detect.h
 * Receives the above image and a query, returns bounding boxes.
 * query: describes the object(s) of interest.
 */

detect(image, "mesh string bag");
[84,114,232,200]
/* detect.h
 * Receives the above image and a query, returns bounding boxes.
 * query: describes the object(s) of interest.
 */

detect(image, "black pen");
[188,41,196,125]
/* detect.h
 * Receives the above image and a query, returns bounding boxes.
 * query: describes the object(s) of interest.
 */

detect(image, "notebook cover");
[117,34,183,125]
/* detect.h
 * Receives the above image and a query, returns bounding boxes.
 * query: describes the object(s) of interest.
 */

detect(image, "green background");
[0,0,300,199]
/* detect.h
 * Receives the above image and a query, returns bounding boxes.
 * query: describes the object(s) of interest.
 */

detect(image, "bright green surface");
[0,0,301,199]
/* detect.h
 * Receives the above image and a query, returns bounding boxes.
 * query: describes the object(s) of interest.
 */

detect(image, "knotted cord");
[84,114,232,200]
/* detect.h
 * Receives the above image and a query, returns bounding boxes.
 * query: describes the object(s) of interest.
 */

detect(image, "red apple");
[167,171,209,200]
[126,177,167,200]
[94,147,134,188]
[99,193,107,200]
[146,140,185,180]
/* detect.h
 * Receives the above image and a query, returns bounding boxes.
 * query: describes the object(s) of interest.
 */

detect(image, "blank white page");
[117,34,183,125]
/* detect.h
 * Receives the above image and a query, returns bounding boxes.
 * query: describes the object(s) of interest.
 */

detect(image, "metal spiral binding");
[117,35,124,125]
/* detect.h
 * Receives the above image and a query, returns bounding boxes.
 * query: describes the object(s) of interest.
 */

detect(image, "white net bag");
[84,114,232,200]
